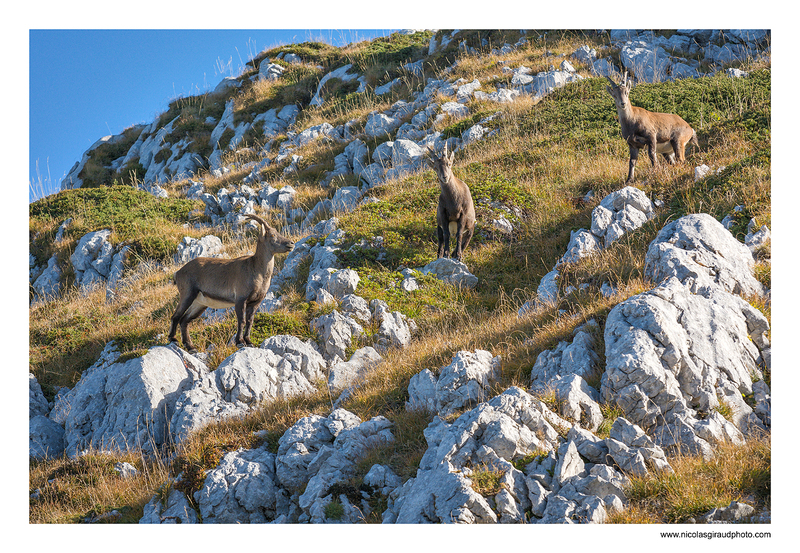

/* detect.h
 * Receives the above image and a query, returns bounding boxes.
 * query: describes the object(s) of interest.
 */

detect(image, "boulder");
[434,350,502,416]
[29,373,50,418]
[384,460,497,523]
[298,413,394,520]
[195,445,287,523]
[371,300,416,351]
[61,346,210,456]
[551,374,603,432]
[309,310,364,362]
[214,347,318,406]
[601,277,769,455]
[387,387,566,523]
[558,229,602,266]
[419,258,478,288]
[619,41,672,82]
[590,186,654,247]
[70,229,114,290]
[175,235,223,263]
[606,417,673,475]
[32,254,62,298]
[260,335,326,384]
[530,321,600,390]
[169,372,249,444]
[328,347,384,394]
[364,464,403,496]
[365,112,402,138]
[699,500,756,523]
[406,350,502,416]
[340,294,371,324]
[645,213,766,297]
[30,415,66,460]
[439,101,469,118]
[321,268,361,299]
[275,409,363,494]
[330,186,361,213]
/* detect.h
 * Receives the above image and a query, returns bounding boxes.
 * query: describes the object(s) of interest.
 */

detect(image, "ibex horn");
[243,213,269,235]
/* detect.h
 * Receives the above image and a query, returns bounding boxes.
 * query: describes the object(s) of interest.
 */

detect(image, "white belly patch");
[195,292,234,309]
[656,142,675,155]
[449,221,457,235]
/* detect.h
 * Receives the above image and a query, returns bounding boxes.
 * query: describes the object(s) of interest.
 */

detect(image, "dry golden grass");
[29,449,171,524]
[608,433,771,523]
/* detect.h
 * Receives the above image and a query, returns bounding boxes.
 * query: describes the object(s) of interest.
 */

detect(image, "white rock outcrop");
[645,213,766,297]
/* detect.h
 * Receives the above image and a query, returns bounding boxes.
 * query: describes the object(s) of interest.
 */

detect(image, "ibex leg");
[170,289,199,344]
[453,221,464,261]
[626,147,639,183]
[242,301,259,347]
[234,299,247,346]
[460,225,474,257]
[438,225,450,258]
[179,303,206,353]
[671,137,685,162]
[647,139,658,166]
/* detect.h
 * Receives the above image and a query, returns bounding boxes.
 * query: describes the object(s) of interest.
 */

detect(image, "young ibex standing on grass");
[606,71,699,183]
[168,213,294,353]
[428,143,476,261]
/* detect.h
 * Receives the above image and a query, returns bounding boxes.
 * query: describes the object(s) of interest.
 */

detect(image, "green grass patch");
[29,186,201,264]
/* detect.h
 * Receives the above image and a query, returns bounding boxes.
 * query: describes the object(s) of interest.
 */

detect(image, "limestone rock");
[299,414,394,520]
[645,213,765,297]
[61,346,209,457]
[309,310,364,363]
[602,277,769,453]
[371,300,416,352]
[30,415,66,460]
[434,350,502,416]
[141,487,199,524]
[551,374,603,432]
[328,347,383,394]
[260,335,327,384]
[29,373,50,418]
[214,347,318,406]
[419,258,478,289]
[176,235,223,263]
[530,321,600,390]
[591,186,654,247]
[195,446,287,523]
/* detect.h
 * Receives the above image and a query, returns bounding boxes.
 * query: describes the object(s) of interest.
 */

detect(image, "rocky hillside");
[29,29,771,525]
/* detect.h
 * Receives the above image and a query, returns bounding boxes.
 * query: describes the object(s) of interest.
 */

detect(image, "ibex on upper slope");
[168,213,294,353]
[606,71,699,183]
[428,143,476,261]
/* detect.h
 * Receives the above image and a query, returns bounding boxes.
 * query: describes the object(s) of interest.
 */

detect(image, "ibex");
[168,213,294,353]
[428,143,476,261]
[606,71,698,183]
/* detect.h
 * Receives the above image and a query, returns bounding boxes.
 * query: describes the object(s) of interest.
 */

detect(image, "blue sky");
[28,29,398,201]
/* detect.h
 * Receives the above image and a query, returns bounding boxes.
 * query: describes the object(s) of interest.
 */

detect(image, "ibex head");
[243,213,294,254]
[427,143,455,182]
[606,71,634,111]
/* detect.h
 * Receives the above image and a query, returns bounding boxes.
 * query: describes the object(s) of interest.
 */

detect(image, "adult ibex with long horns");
[168,214,294,353]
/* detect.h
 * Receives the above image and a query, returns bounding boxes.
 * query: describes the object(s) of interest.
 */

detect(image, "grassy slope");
[28,31,771,523]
